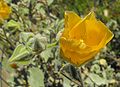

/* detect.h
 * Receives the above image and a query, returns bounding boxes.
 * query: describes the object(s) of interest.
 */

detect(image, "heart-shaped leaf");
[8,44,32,63]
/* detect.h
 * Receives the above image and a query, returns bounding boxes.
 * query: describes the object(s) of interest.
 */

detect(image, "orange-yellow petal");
[63,49,98,66]
[95,21,114,50]
[69,20,86,40]
[0,0,11,20]
[84,20,106,46]
[62,11,81,38]
[84,11,96,20]
[69,11,96,40]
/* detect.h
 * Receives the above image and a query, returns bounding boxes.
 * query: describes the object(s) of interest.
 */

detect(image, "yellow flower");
[60,11,114,66]
[0,0,11,20]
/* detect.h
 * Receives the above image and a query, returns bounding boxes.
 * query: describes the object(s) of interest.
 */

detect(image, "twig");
[59,64,82,86]
[2,27,15,48]
[60,71,81,86]
[0,48,4,62]
[78,67,84,87]
[44,0,56,20]
[28,0,33,22]
[12,7,28,31]
[0,75,12,87]
[0,34,6,41]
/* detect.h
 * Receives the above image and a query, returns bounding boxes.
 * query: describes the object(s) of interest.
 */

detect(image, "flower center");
[79,40,86,49]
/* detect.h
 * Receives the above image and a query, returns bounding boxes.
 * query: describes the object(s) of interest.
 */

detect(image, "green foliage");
[87,73,107,86]
[28,67,44,87]
[5,20,21,30]
[8,44,32,65]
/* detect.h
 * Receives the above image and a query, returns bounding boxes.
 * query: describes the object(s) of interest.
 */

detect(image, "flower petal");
[69,20,86,40]
[62,11,81,38]
[63,49,98,66]
[60,37,93,54]
[0,0,11,20]
[95,21,114,50]
[69,11,96,40]
[84,11,96,20]
[85,20,106,46]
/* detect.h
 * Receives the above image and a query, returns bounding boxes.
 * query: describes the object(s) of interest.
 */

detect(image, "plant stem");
[0,74,12,87]
[0,34,6,41]
[60,71,81,86]
[78,67,84,87]
[59,64,83,86]
[2,27,15,48]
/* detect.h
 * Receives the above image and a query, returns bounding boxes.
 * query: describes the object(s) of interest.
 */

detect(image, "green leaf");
[6,20,21,30]
[88,73,107,86]
[84,77,94,86]
[47,42,57,48]
[116,73,120,80]
[47,0,54,5]
[18,7,29,16]
[35,3,43,10]
[8,44,32,63]
[39,8,46,16]
[33,34,47,51]
[2,57,14,73]
[5,0,12,3]
[19,32,34,43]
[62,75,71,87]
[40,48,53,62]
[28,67,44,87]
[90,64,101,74]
